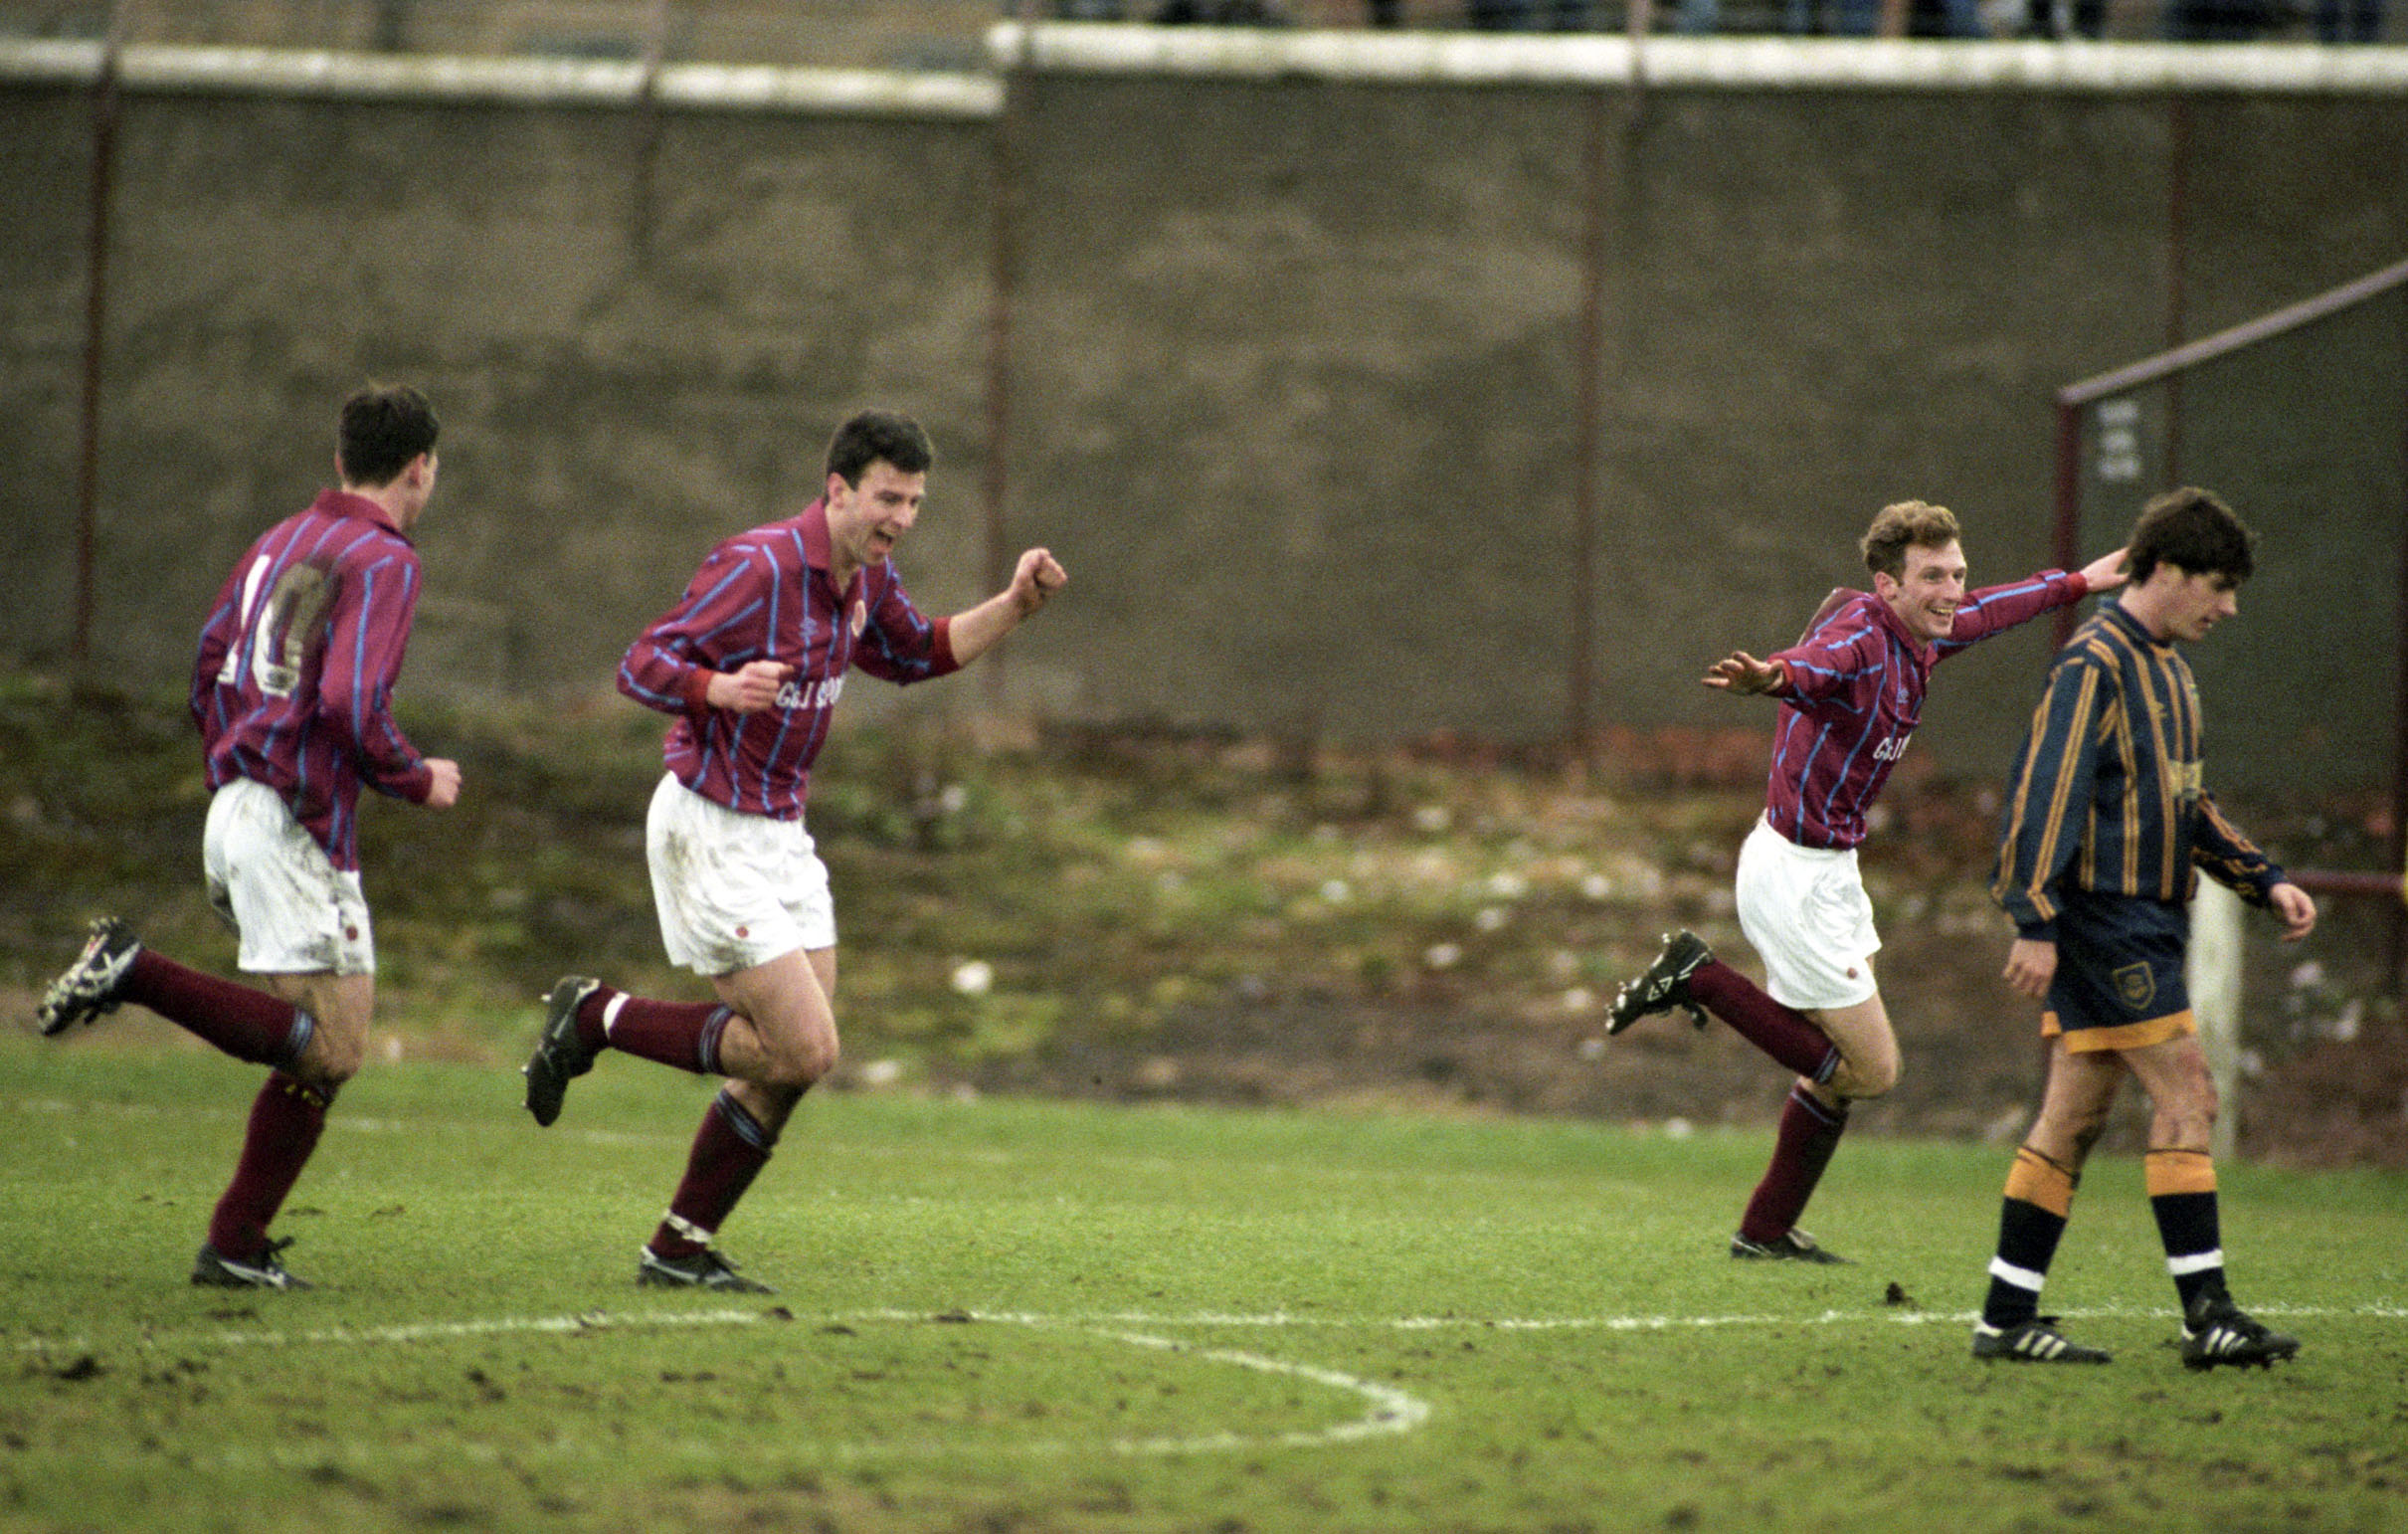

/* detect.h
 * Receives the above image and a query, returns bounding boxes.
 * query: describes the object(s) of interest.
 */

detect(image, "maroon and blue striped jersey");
[189,489,436,872]
[619,497,959,820]
[1760,569,2090,851]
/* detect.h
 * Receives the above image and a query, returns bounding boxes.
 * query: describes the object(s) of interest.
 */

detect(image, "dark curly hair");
[2127,486,2255,585]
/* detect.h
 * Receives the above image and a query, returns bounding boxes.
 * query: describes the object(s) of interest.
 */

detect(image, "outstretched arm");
[2078,546,2131,596]
[945,547,1069,668]
[1703,652,1785,696]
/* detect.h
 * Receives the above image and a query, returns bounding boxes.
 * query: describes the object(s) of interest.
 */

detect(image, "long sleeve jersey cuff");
[395,760,435,804]
[678,667,716,712]
[2238,865,2288,906]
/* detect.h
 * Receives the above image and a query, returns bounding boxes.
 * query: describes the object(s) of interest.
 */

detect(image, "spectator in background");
[2164,0,2278,39]
[1156,0,1292,20]
[1467,0,1603,28]
[1782,0,1987,33]
[2016,0,2108,39]
[2316,0,2383,40]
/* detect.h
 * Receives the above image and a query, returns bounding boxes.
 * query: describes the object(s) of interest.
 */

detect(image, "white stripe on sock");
[2167,1248,2225,1277]
[602,992,630,1037]
[1988,1255,2046,1292]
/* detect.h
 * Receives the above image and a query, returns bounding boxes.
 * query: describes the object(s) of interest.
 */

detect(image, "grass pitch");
[4,1038,2404,1533]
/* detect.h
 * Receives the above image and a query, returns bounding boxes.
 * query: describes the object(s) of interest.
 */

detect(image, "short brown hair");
[1860,499,1960,581]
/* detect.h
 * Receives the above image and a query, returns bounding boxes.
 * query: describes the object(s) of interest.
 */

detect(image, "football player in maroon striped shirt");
[1608,499,2126,1264]
[39,384,462,1290]
[521,409,1065,1292]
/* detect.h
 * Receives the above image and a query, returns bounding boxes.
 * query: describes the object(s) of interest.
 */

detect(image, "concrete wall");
[4,30,2404,790]
[0,48,1004,720]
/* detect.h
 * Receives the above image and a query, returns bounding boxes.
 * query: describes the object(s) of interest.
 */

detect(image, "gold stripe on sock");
[2144,1147,2217,1198]
[2004,1145,2077,1218]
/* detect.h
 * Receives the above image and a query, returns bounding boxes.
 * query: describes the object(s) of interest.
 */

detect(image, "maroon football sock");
[120,950,313,1067]
[648,1090,777,1258]
[594,990,735,1076]
[1737,1083,1850,1244]
[206,1072,332,1258]
[1686,961,1842,1081]
[571,985,613,1054]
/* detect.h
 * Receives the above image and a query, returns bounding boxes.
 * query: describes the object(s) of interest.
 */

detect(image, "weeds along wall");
[4,31,2404,791]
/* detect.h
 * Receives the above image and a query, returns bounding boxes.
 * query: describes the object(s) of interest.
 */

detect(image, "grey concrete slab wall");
[995,37,2406,787]
[0,84,93,669]
[4,32,2404,791]
[1000,71,1600,739]
[2,51,1001,725]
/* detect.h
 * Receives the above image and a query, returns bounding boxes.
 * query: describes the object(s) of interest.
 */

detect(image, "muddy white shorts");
[203,778,375,977]
[647,774,836,978]
[1735,816,1880,1012]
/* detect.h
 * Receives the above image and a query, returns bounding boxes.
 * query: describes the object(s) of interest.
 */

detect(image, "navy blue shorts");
[2041,890,2195,1054]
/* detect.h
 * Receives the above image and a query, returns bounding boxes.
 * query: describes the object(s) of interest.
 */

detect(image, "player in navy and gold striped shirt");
[1972,487,2316,1369]
[1991,582,2284,954]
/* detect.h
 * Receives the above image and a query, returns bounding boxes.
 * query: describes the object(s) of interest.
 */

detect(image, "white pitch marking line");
[18,1300,2403,1466]
[1086,1327,1430,1448]
[18,1299,2405,1359]
[14,1307,1431,1461]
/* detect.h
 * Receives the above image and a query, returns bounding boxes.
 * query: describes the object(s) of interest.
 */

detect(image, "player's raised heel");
[1606,930,1712,1037]
[38,917,141,1038]
[522,976,604,1127]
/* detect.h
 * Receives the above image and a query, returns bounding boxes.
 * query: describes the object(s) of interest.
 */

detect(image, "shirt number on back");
[217,556,334,698]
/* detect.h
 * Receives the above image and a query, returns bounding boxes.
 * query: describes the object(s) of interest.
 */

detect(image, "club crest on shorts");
[2113,961,2156,1013]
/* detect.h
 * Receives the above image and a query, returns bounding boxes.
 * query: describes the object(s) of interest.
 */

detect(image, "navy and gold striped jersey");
[1992,601,2285,939]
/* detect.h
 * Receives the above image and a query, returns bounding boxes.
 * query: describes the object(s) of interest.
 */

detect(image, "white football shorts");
[647,773,836,978]
[203,777,375,976]
[1734,816,1881,1012]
